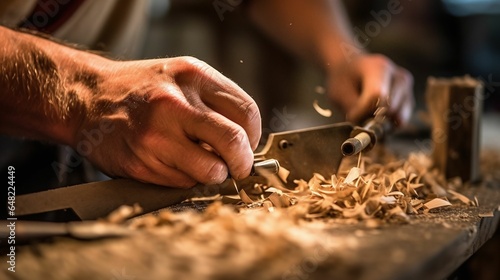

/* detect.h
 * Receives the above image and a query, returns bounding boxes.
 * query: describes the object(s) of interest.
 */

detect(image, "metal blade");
[255,122,353,186]
[16,179,238,220]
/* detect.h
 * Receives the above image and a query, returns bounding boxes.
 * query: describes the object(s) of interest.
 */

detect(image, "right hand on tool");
[76,56,261,188]
[326,54,415,126]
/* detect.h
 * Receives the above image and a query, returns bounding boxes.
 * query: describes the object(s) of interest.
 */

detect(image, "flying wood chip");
[313,100,332,117]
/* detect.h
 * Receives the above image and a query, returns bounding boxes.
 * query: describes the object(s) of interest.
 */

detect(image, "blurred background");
[139,4,500,277]
[140,0,500,141]
[2,2,498,277]
[6,0,499,195]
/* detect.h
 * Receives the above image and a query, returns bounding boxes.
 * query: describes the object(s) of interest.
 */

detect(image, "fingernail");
[208,162,228,184]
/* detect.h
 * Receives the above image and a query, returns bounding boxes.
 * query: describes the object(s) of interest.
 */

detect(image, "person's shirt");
[0,0,150,58]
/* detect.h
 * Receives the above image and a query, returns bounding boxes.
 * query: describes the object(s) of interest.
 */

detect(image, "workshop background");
[139,0,500,279]
[1,0,498,279]
[141,0,500,136]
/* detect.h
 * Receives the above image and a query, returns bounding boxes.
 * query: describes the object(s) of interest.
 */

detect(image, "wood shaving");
[8,150,500,280]
[423,198,452,210]
[239,189,254,204]
[115,150,498,229]
[313,100,332,117]
[278,166,290,183]
[448,189,475,206]
[344,167,361,185]
[478,212,494,218]
[230,149,483,223]
[105,203,143,224]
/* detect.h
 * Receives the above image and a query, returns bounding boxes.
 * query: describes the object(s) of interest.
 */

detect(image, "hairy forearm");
[248,0,361,67]
[0,26,109,145]
[0,26,263,187]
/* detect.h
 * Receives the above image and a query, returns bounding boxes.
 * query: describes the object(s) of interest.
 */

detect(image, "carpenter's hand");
[326,54,414,125]
[75,56,261,188]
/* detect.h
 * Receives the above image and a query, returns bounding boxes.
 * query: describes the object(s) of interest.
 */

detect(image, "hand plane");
[15,121,388,220]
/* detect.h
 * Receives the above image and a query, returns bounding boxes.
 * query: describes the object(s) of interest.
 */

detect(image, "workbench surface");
[2,180,499,280]
[1,115,499,280]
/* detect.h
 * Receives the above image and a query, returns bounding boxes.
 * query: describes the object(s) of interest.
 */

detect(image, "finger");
[121,152,198,188]
[328,77,359,119]
[183,111,254,181]
[156,136,230,185]
[348,62,394,123]
[199,89,261,151]
[397,94,414,126]
[388,68,414,126]
[390,89,414,126]
[178,58,261,150]
[145,166,197,189]
[125,121,229,186]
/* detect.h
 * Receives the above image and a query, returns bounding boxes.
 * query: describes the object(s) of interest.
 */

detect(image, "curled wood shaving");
[312,100,332,117]
[448,190,475,206]
[278,166,290,183]
[106,204,143,224]
[239,189,254,205]
[110,149,496,236]
[344,167,361,185]
[63,148,497,280]
[231,150,483,223]
[424,198,452,210]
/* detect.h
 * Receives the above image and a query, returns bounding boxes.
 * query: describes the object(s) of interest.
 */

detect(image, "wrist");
[13,29,113,146]
[318,35,368,71]
[58,53,113,147]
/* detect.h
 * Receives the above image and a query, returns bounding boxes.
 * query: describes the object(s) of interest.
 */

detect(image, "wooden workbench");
[2,177,499,280]
[1,116,499,280]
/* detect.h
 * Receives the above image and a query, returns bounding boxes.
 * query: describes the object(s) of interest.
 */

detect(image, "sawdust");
[108,149,496,228]
[226,148,482,223]
[9,203,347,280]
[5,150,500,280]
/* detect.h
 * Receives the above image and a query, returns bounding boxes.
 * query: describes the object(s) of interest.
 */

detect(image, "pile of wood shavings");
[233,149,479,225]
[10,203,348,280]
[8,151,499,280]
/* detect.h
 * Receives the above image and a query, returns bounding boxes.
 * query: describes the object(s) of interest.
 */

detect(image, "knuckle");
[180,56,203,66]
[219,126,247,151]
[240,101,261,128]
[176,56,216,88]
[178,56,210,74]
[218,126,253,178]
[242,101,262,149]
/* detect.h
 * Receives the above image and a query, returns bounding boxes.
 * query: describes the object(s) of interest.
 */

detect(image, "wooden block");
[425,76,483,182]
